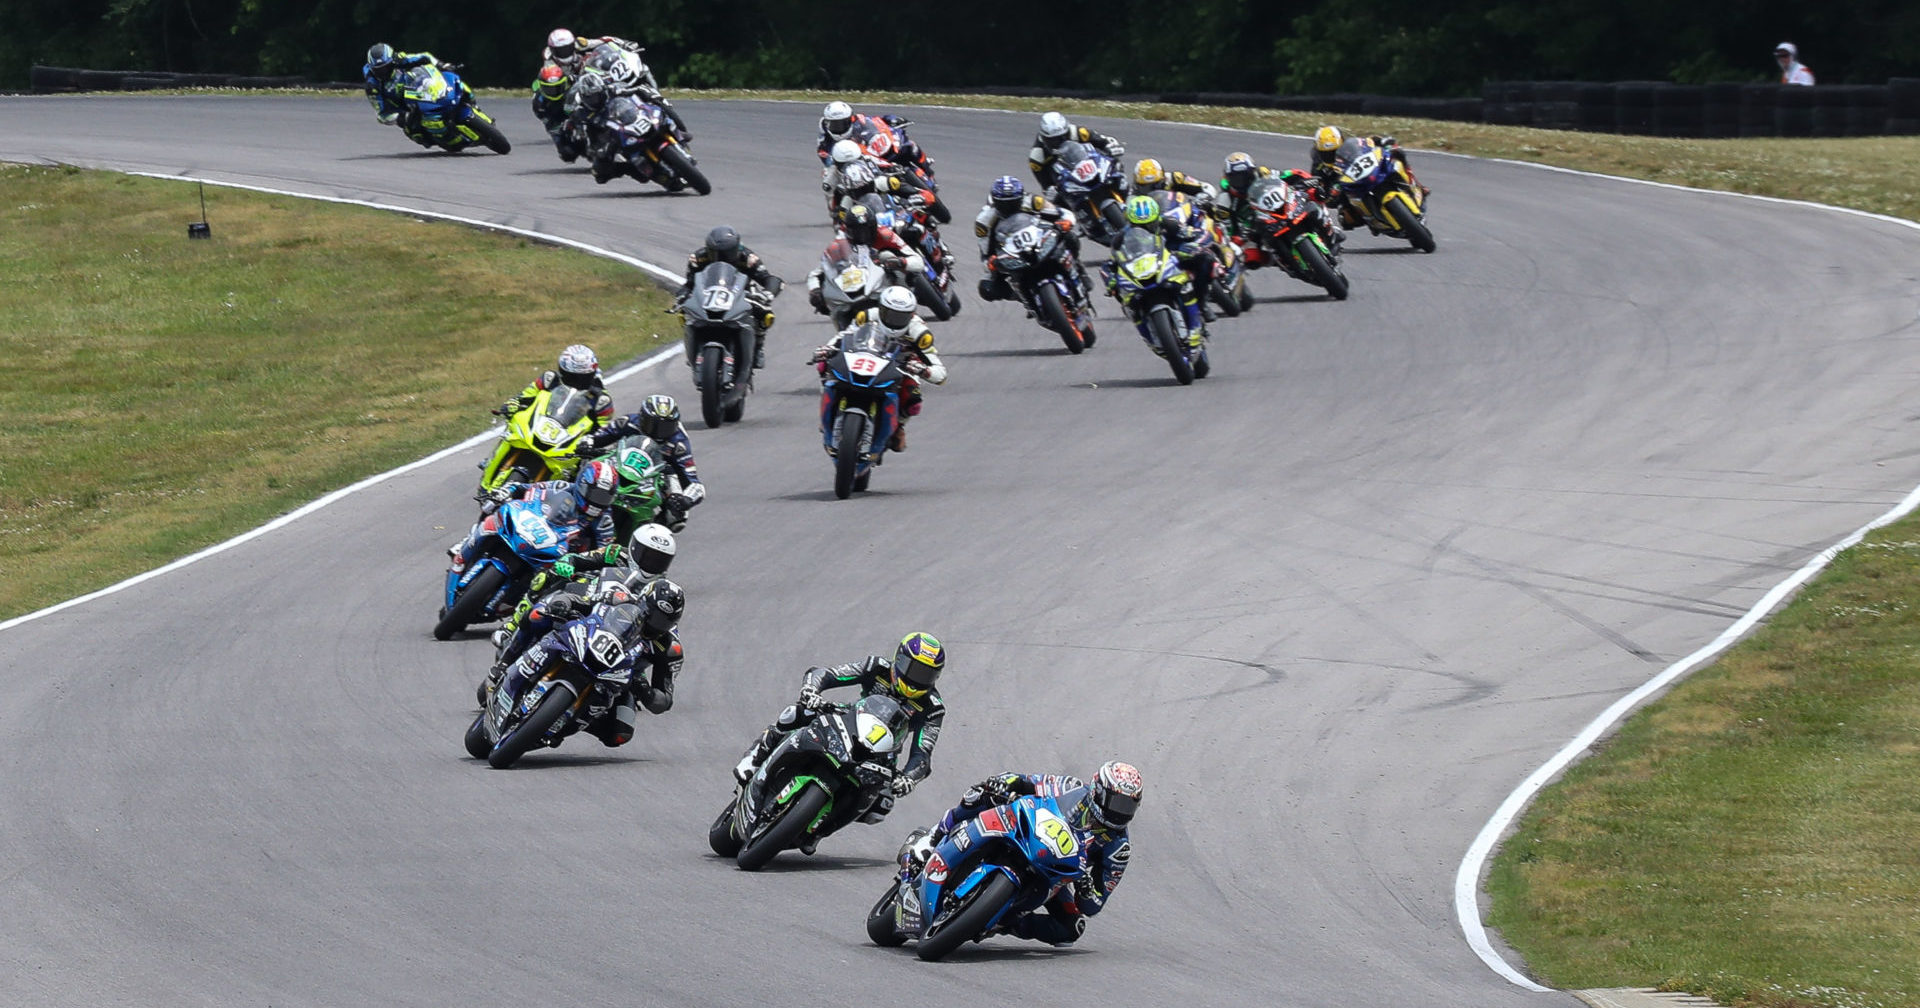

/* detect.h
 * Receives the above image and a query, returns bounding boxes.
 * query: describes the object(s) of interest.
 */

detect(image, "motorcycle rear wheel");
[736,781,829,871]
[833,412,867,500]
[1210,279,1243,317]
[866,879,909,946]
[487,680,577,769]
[1037,284,1084,354]
[1149,306,1195,386]
[434,566,505,641]
[659,146,711,196]
[916,871,1017,961]
[697,352,726,429]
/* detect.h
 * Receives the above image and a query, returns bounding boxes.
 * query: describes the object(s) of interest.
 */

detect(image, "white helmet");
[556,344,599,388]
[547,28,576,58]
[830,139,863,166]
[877,286,917,329]
[822,100,854,137]
[1038,111,1070,145]
[627,523,677,579]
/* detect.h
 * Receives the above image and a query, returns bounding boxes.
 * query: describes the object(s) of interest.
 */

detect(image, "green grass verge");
[0,163,672,620]
[1485,522,1920,1007]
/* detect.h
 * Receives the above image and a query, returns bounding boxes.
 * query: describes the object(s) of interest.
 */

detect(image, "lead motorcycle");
[1107,227,1211,385]
[707,693,912,870]
[817,322,917,500]
[990,211,1096,353]
[434,495,569,640]
[391,63,510,154]
[678,260,759,428]
[865,791,1090,961]
[463,574,648,768]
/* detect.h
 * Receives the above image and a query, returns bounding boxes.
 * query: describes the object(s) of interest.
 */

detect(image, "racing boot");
[588,699,638,747]
[888,418,907,453]
[733,729,777,784]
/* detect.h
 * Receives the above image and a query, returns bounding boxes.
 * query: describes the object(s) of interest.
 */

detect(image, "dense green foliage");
[2,0,1916,94]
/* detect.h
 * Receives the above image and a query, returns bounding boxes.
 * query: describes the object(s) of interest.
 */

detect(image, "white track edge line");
[1454,478,1920,991]
[0,169,686,634]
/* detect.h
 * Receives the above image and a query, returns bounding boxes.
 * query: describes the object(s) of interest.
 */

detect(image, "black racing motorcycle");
[679,261,762,429]
[990,211,1096,353]
[708,693,911,870]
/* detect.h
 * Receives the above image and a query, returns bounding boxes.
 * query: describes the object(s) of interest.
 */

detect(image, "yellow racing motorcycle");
[1331,136,1434,253]
[477,388,597,494]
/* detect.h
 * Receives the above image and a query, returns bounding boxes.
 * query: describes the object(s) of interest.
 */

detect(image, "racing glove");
[551,558,576,579]
[890,773,917,797]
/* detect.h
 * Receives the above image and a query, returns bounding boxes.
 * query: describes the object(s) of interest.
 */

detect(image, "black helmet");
[705,226,742,261]
[366,43,396,73]
[842,202,878,245]
[638,578,684,635]
[572,72,609,111]
[638,394,680,442]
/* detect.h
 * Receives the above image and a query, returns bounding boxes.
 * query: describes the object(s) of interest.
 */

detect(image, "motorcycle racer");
[579,394,706,527]
[1028,111,1125,193]
[1130,158,1215,201]
[493,576,686,747]
[808,200,925,313]
[732,633,947,814]
[1216,151,1341,262]
[362,43,445,144]
[482,523,678,698]
[904,761,1142,946]
[973,175,1089,303]
[1102,196,1211,341]
[810,286,946,453]
[493,343,616,435]
[816,101,935,181]
[674,227,784,371]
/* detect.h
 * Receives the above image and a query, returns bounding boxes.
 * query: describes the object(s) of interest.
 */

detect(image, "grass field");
[10,92,1920,1007]
[0,163,671,621]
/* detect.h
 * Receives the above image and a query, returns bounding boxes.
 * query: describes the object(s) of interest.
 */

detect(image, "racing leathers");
[488,542,642,674]
[1101,223,1208,340]
[1029,124,1125,192]
[920,772,1133,945]
[493,579,683,746]
[579,416,706,528]
[812,311,946,453]
[817,113,935,181]
[363,51,441,143]
[674,242,783,369]
[808,222,924,314]
[734,658,946,791]
[974,193,1089,303]
[1217,165,1340,263]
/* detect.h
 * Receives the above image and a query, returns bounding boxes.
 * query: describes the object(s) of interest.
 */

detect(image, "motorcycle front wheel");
[659,146,711,196]
[434,566,505,641]
[866,879,909,947]
[1297,240,1349,300]
[1148,306,1195,386]
[470,117,511,155]
[1037,283,1084,354]
[487,681,577,769]
[833,411,868,500]
[916,871,1018,961]
[697,352,726,429]
[736,781,828,871]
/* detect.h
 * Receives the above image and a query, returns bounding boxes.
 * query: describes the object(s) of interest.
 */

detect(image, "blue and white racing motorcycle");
[432,497,568,640]
[865,791,1090,961]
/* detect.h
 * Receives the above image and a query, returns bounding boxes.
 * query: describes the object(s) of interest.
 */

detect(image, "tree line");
[4,0,1915,94]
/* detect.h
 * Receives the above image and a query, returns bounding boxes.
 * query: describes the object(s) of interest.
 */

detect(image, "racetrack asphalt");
[1,95,1917,1007]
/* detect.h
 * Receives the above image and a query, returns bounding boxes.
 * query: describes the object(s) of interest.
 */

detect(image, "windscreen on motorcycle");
[840,323,893,358]
[1334,137,1383,184]
[536,387,593,444]
[1246,177,1297,218]
[822,240,880,293]
[691,262,752,323]
[852,693,910,752]
[397,65,449,104]
[606,96,652,132]
[995,213,1053,264]
[593,599,643,643]
[1054,141,1102,195]
[1114,227,1166,264]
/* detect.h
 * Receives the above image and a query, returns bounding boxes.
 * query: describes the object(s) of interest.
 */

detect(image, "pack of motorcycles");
[409,47,1436,959]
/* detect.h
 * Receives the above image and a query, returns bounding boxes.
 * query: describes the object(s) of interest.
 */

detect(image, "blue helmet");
[366,43,396,73]
[989,175,1025,215]
[572,460,617,521]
